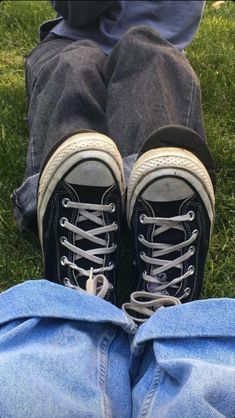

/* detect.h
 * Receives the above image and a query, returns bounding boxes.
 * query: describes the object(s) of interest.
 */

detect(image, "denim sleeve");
[50,0,114,28]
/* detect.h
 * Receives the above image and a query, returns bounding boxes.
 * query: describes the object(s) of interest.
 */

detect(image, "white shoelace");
[60,199,118,298]
[123,212,198,323]
[64,268,110,298]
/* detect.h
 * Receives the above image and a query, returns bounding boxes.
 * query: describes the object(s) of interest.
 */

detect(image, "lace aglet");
[86,268,95,295]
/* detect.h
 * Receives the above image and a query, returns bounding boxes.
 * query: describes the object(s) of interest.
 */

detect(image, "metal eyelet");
[63,277,70,286]
[188,211,195,221]
[158,272,166,281]
[60,256,67,266]
[113,221,118,230]
[139,251,146,259]
[62,198,70,208]
[60,217,68,227]
[109,203,116,213]
[139,214,146,224]
[192,229,199,238]
[138,234,144,242]
[60,236,67,245]
[189,246,195,255]
[188,265,195,275]
[184,287,191,296]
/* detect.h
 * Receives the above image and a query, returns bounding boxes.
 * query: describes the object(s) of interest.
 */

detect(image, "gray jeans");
[12,26,206,233]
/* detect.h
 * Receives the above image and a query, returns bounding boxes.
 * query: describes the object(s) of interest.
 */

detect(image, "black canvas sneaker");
[37,131,125,304]
[123,147,215,323]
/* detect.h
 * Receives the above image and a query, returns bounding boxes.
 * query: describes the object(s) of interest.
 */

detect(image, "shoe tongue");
[69,183,108,204]
[66,183,110,281]
[149,199,182,219]
[146,199,185,295]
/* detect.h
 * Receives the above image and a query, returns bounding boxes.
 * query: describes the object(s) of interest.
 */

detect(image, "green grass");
[0,1,234,298]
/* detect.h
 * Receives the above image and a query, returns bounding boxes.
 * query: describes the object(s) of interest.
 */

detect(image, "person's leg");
[104,25,207,180]
[12,36,107,233]
[2,124,133,417]
[130,298,235,418]
[0,280,135,418]
[104,25,216,310]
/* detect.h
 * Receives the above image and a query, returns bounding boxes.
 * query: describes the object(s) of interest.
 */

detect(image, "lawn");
[0,0,234,298]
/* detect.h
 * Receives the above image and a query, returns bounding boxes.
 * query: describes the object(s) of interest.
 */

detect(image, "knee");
[123,25,161,42]
[51,41,102,74]
[114,25,181,65]
[111,28,183,80]
[117,25,164,51]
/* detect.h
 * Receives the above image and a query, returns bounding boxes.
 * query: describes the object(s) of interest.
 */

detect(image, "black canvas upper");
[42,167,122,304]
[130,176,212,302]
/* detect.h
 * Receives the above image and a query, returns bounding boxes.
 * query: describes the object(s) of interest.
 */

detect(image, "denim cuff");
[11,174,39,234]
[133,298,235,350]
[0,279,137,334]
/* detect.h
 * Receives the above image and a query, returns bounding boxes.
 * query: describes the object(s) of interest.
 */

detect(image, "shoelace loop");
[122,293,181,324]
[64,267,111,298]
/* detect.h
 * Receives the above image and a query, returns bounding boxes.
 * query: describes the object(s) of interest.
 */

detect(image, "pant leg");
[0,280,136,418]
[131,299,235,418]
[12,36,107,233]
[104,26,206,180]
